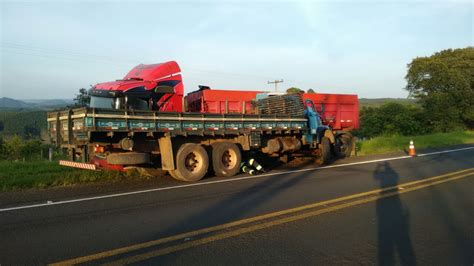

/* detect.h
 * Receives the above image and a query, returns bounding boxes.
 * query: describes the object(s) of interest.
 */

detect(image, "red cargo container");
[302,93,359,130]
[187,89,262,114]
[187,89,359,131]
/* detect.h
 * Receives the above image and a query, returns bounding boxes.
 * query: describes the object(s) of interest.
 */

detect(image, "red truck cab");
[90,61,184,112]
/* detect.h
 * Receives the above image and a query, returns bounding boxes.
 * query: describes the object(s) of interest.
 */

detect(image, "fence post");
[49,148,53,162]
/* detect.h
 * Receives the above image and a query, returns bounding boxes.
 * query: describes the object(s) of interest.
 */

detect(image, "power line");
[267,79,284,92]
[1,42,321,89]
[0,42,139,64]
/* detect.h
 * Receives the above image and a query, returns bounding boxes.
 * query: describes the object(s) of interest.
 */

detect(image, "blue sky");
[0,0,472,99]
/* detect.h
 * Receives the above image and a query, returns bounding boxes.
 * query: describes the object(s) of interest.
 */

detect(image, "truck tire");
[168,169,184,181]
[319,137,331,166]
[212,142,242,177]
[107,152,150,165]
[334,133,353,158]
[169,143,209,182]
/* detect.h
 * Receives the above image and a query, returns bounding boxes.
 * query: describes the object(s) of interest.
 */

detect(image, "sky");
[0,0,472,100]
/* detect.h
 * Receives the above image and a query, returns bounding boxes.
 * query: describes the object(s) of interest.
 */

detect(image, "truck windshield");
[90,96,115,109]
[90,96,148,110]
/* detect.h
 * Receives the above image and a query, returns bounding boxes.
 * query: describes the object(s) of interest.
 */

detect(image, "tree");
[5,135,23,160]
[0,137,6,160]
[0,121,4,132]
[286,87,303,94]
[405,47,474,130]
[307,88,315,93]
[74,88,91,107]
[23,125,40,139]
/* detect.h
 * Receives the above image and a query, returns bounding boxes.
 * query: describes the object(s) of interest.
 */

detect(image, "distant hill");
[22,99,74,108]
[359,98,417,108]
[0,97,73,110]
[0,97,31,109]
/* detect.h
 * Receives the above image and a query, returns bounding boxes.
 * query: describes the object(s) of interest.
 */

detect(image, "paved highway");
[0,146,473,265]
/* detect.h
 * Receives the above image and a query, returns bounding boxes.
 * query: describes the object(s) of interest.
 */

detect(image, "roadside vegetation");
[0,110,46,138]
[355,47,474,154]
[357,131,474,155]
[0,161,131,191]
[0,136,145,191]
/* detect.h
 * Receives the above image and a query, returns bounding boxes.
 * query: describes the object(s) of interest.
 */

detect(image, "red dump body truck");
[302,93,359,131]
[187,89,359,131]
[48,61,359,182]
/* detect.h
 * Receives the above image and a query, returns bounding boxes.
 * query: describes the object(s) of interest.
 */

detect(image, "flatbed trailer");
[47,104,350,182]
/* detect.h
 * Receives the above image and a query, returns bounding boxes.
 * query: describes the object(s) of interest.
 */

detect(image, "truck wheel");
[169,143,209,182]
[335,133,353,158]
[107,152,150,165]
[319,137,331,165]
[212,142,242,177]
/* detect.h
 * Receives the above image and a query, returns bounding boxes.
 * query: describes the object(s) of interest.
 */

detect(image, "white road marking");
[1,146,473,213]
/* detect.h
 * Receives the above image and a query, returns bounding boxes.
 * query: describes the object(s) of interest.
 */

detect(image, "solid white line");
[1,146,473,213]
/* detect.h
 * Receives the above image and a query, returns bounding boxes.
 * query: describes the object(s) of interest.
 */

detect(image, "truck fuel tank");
[262,137,302,155]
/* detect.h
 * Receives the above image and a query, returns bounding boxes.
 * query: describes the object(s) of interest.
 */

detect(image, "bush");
[0,137,6,160]
[1,135,46,161]
[356,102,428,138]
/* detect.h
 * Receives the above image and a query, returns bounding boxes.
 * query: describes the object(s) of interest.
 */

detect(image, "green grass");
[357,131,474,155]
[0,161,143,191]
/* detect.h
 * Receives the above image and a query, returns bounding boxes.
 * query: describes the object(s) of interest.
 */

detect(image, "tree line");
[357,47,473,138]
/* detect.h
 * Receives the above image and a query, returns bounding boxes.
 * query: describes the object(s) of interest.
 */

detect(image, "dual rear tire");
[211,142,242,178]
[169,142,242,182]
[169,143,209,182]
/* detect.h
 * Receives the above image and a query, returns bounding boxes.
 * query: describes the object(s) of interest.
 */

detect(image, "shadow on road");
[153,158,316,264]
[374,162,416,266]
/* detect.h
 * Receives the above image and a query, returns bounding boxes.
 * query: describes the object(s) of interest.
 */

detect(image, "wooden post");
[67,110,73,145]
[182,96,186,112]
[55,112,61,147]
[48,148,53,161]
[225,99,229,114]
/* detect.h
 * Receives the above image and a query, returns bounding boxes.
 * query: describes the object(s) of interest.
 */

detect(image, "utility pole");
[267,79,284,92]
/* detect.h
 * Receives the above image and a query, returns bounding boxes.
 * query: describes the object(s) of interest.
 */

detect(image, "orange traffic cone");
[409,140,416,157]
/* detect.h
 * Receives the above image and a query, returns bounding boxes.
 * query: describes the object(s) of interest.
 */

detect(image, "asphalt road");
[0,146,473,265]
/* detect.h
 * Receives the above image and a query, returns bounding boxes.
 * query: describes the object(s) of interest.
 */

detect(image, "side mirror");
[305,99,315,111]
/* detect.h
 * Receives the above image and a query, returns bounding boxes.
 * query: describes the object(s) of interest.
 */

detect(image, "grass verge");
[357,130,474,156]
[0,161,145,191]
